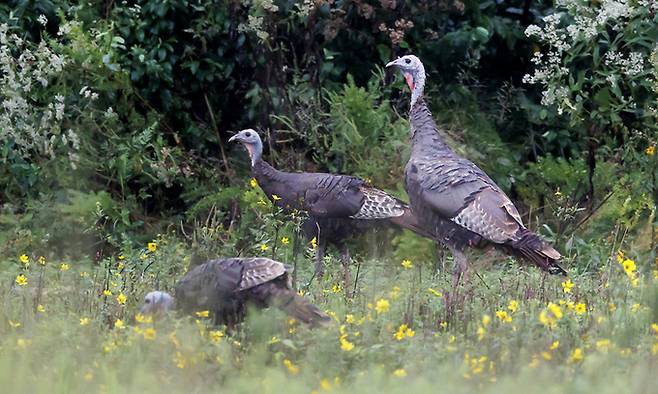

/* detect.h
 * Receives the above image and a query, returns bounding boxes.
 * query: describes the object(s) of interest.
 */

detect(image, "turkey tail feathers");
[390,207,436,240]
[510,229,566,276]
[269,286,331,327]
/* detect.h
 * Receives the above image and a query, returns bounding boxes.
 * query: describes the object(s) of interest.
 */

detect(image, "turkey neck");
[409,97,451,157]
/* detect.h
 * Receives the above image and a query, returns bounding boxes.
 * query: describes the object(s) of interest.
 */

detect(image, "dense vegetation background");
[1,0,656,267]
[1,1,658,393]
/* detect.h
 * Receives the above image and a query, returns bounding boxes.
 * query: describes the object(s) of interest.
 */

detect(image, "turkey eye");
[245,132,251,137]
[145,299,150,304]
[405,58,411,64]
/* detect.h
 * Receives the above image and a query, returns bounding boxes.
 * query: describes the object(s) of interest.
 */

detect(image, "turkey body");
[175,257,330,327]
[405,97,566,280]
[251,155,431,278]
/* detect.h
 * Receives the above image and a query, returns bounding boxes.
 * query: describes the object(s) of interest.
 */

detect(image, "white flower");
[524,25,542,37]
[37,15,48,26]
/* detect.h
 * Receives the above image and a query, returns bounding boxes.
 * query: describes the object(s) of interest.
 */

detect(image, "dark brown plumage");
[386,55,566,288]
[141,258,331,327]
[229,129,432,281]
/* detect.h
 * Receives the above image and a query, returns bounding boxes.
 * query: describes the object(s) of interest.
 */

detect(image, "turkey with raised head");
[139,257,331,328]
[385,55,566,291]
[229,129,433,286]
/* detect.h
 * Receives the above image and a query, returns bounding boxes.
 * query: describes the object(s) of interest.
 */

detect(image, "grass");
[1,236,657,394]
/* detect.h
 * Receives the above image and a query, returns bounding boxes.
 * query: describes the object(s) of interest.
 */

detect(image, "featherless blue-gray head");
[140,290,175,315]
[385,55,426,108]
[229,128,263,165]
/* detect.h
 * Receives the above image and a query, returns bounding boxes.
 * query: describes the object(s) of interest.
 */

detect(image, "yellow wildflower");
[174,351,186,369]
[15,274,27,287]
[9,320,21,328]
[549,340,559,350]
[477,326,486,341]
[345,314,355,324]
[616,250,624,263]
[37,304,45,313]
[147,242,157,253]
[283,358,299,375]
[83,372,93,381]
[508,300,519,313]
[394,324,415,340]
[482,314,491,327]
[652,323,658,335]
[440,321,448,329]
[332,283,341,293]
[622,259,636,275]
[143,327,156,340]
[569,348,583,363]
[574,303,586,315]
[118,254,125,260]
[116,293,127,305]
[320,378,332,391]
[375,298,390,314]
[135,313,153,324]
[80,317,90,326]
[646,145,655,156]
[428,288,442,297]
[547,302,563,319]
[608,302,616,312]
[310,237,317,249]
[114,319,125,330]
[103,289,112,297]
[528,355,540,368]
[596,339,611,353]
[495,310,512,323]
[80,271,89,278]
[250,178,258,188]
[281,237,290,245]
[60,263,70,271]
[196,310,210,318]
[209,330,224,344]
[631,303,641,313]
[340,335,354,351]
[271,194,282,201]
[260,243,269,251]
[392,368,407,377]
[389,286,401,299]
[541,351,552,361]
[19,254,29,265]
[561,279,574,293]
[401,259,413,269]
[16,338,31,349]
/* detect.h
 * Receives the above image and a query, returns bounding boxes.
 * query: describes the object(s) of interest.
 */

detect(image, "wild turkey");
[229,129,432,286]
[385,55,566,290]
[139,257,331,327]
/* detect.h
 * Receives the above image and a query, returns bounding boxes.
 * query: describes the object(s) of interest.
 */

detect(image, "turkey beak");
[385,59,399,69]
[228,135,240,143]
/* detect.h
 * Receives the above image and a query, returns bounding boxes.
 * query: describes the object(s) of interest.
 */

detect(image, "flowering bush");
[0,22,81,194]
[524,1,657,126]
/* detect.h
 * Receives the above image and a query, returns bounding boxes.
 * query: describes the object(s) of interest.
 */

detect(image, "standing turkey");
[139,257,330,327]
[229,129,432,287]
[385,55,566,291]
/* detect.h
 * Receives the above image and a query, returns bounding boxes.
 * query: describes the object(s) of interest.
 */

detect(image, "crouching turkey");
[140,257,331,327]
